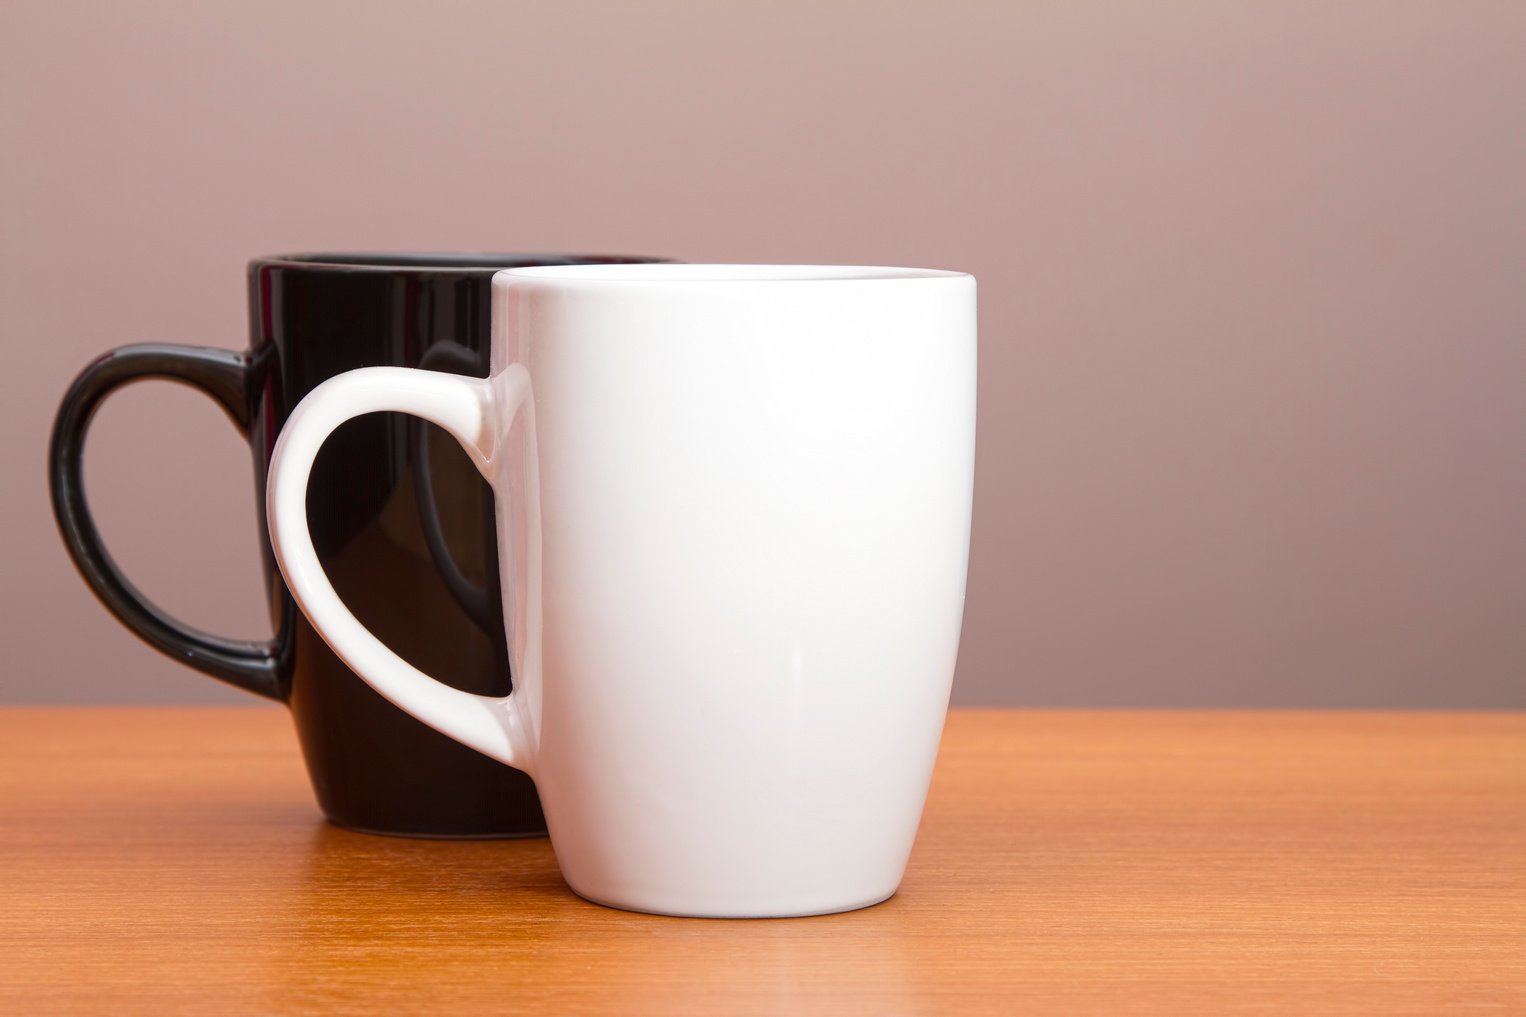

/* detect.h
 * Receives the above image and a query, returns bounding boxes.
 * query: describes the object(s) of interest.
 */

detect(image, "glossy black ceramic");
[49,252,673,837]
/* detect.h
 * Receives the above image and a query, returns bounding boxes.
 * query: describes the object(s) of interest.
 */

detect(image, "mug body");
[248,252,668,837]
[492,265,976,912]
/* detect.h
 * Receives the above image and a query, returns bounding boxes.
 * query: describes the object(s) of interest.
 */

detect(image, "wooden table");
[1,708,1521,1015]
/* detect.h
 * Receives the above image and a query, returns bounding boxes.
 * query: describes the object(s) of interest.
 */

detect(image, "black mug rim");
[251,251,674,275]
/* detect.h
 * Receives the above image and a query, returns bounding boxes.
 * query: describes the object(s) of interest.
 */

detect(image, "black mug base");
[322,817,548,841]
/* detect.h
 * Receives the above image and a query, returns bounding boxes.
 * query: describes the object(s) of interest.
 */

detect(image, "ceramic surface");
[267,265,977,915]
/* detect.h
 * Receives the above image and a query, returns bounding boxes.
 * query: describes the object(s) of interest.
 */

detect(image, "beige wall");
[3,1,1522,707]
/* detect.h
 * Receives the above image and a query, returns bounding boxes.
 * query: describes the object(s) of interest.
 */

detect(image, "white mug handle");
[265,366,534,772]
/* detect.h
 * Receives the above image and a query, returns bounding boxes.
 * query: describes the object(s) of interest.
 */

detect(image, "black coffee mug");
[49,252,673,837]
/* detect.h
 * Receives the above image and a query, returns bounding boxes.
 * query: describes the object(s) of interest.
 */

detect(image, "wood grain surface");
[0,708,1521,1015]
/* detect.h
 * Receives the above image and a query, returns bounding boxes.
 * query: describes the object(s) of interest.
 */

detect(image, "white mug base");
[567,884,899,920]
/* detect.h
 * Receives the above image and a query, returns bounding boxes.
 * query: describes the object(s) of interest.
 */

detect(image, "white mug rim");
[494,263,971,286]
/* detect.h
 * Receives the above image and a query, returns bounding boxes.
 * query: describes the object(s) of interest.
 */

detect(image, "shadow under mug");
[48,251,674,838]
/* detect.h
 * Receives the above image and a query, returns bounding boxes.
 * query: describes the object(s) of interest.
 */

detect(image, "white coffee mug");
[266,264,976,917]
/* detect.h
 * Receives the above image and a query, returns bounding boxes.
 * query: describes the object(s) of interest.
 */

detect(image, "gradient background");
[3,1,1522,707]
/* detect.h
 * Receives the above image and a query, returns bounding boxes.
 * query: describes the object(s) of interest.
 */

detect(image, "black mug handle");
[48,344,286,700]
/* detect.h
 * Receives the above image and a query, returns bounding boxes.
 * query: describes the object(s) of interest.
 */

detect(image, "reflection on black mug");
[48,252,674,837]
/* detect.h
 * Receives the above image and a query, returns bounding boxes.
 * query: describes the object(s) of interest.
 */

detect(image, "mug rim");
[494,264,972,285]
[251,252,676,274]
